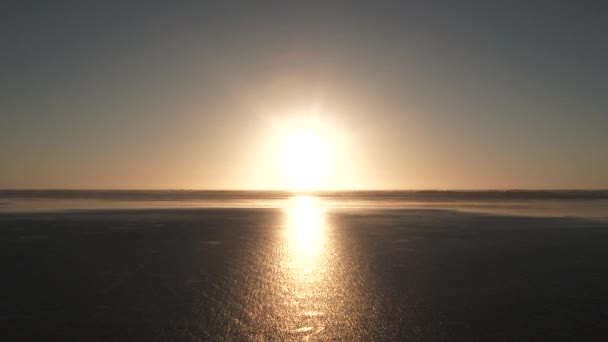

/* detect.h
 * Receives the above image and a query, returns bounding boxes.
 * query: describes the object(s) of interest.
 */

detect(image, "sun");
[281,128,330,190]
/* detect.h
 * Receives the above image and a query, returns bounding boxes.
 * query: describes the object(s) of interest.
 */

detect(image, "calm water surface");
[1,190,608,218]
[1,191,608,340]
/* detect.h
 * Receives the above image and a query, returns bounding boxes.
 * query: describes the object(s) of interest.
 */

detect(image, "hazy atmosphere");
[3,2,608,341]
[2,1,607,190]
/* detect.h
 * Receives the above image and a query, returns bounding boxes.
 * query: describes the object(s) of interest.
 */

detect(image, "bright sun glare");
[281,129,330,190]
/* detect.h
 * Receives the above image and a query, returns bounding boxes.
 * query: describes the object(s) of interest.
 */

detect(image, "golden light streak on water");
[282,195,332,337]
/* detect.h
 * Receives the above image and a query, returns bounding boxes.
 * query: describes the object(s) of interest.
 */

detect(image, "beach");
[1,192,608,340]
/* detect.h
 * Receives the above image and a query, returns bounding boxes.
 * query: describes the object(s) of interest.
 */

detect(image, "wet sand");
[1,208,608,340]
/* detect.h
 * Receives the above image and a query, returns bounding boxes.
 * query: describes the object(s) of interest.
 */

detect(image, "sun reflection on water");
[282,195,331,336]
[286,196,325,258]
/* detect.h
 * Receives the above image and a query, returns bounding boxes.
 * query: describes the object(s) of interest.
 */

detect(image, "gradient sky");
[1,1,607,190]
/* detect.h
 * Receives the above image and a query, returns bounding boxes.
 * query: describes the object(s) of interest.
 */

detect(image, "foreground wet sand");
[1,208,608,340]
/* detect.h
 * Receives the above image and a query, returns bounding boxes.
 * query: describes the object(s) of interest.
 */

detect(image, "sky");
[1,1,607,190]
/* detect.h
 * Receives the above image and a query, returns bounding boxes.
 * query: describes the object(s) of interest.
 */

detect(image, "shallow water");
[1,198,608,340]
[1,190,607,218]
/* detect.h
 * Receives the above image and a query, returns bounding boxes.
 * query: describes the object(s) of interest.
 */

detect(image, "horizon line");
[1,188,607,192]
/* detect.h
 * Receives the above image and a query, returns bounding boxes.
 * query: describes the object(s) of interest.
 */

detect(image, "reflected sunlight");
[286,195,325,258]
[282,195,331,335]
